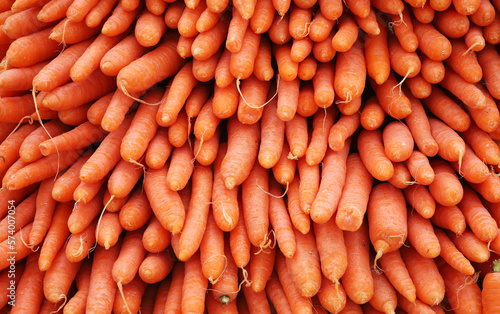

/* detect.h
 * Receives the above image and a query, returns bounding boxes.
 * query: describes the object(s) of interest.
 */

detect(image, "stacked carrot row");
[0,0,500,313]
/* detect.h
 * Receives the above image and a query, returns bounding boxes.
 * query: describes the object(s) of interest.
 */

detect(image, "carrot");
[469,83,500,133]
[371,0,405,14]
[0,191,36,244]
[390,7,418,53]
[37,0,72,22]
[7,148,82,191]
[482,259,500,313]
[18,120,68,163]
[447,38,483,85]
[117,35,184,95]
[284,114,307,160]
[428,117,466,165]
[359,97,384,131]
[334,154,372,232]
[268,11,291,45]
[37,123,105,159]
[458,185,498,242]
[242,279,272,313]
[431,204,466,236]
[451,143,490,184]
[404,94,439,157]
[440,263,482,313]
[102,190,129,213]
[254,36,274,81]
[406,150,434,185]
[86,243,121,313]
[305,109,335,165]
[309,142,349,223]
[191,15,229,61]
[68,192,104,235]
[61,260,91,314]
[194,127,220,166]
[101,2,144,37]
[368,183,407,264]
[341,220,374,304]
[66,0,98,22]
[364,19,389,85]
[358,129,394,181]
[99,36,147,77]
[142,216,170,254]
[469,170,500,203]
[381,121,414,163]
[428,159,464,207]
[0,61,46,91]
[413,1,436,23]
[440,66,486,110]
[5,28,60,68]
[144,164,185,235]
[388,162,412,189]
[396,292,435,314]
[2,159,28,190]
[49,18,103,44]
[220,116,260,189]
[9,252,44,314]
[403,180,435,216]
[196,7,221,33]
[368,270,397,314]
[452,228,490,263]
[434,227,475,275]
[182,251,208,313]
[43,245,82,303]
[265,272,293,314]
[168,109,190,147]
[434,5,470,39]
[422,86,470,132]
[248,243,275,292]
[308,10,334,43]
[118,189,152,231]
[471,0,496,25]
[419,53,445,85]
[139,250,175,284]
[407,209,440,259]
[370,73,412,119]
[477,44,500,100]
[400,245,445,306]
[461,120,500,166]
[96,211,123,250]
[388,33,421,85]
[274,251,313,313]
[378,250,416,303]
[334,40,365,102]
[284,227,321,297]
[249,0,274,34]
[226,9,248,53]
[288,5,312,40]
[237,75,270,124]
[430,0,453,10]
[0,123,38,177]
[144,127,171,170]
[85,0,119,27]
[51,153,90,203]
[112,274,147,313]
[411,18,451,61]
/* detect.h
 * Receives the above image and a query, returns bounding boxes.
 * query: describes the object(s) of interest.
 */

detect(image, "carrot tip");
[224,177,236,190]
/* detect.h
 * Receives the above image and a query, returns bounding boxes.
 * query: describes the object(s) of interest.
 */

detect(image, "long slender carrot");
[341,220,374,304]
[434,227,475,276]
[9,252,44,314]
[43,245,82,303]
[86,244,121,313]
[182,251,208,313]
[310,142,350,224]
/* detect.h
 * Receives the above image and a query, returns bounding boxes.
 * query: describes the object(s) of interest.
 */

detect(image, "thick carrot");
[139,250,175,284]
[357,129,394,181]
[296,80,318,117]
[99,35,147,77]
[141,216,170,254]
[6,28,60,68]
[341,220,374,304]
[382,121,414,163]
[0,123,38,178]
[221,116,260,189]
[285,114,308,159]
[226,9,248,53]
[360,97,385,131]
[406,150,435,185]
[254,36,274,81]
[182,251,208,313]
[314,217,347,286]
[37,0,72,22]
[144,127,172,170]
[334,40,365,102]
[118,188,152,231]
[407,209,440,258]
[230,28,260,80]
[96,211,123,250]
[446,38,482,85]
[368,183,407,263]
[268,11,291,45]
[193,127,220,166]
[117,35,184,95]
[458,185,498,242]
[335,153,373,231]
[469,84,500,133]
[369,73,412,120]
[258,97,284,169]
[237,74,270,124]
[101,2,144,36]
[428,159,464,207]
[400,245,445,306]
[249,0,274,34]
[310,142,350,223]
[144,164,185,235]
[390,7,418,53]
[43,245,82,303]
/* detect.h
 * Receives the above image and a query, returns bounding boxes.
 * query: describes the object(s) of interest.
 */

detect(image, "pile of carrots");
[1,0,500,312]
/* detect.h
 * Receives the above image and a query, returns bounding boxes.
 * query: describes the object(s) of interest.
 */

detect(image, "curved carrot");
[358,129,394,181]
[434,228,475,276]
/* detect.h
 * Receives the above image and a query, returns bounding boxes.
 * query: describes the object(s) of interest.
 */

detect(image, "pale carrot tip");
[39,261,50,272]
[224,177,236,190]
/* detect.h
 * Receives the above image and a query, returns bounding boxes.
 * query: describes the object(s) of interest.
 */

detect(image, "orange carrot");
[451,144,490,184]
[440,263,482,313]
[336,153,373,232]
[144,127,172,170]
[85,0,119,27]
[461,120,500,166]
[434,227,475,275]
[100,35,148,77]
[296,80,318,116]
[37,0,73,23]
[341,220,374,304]
[314,217,347,286]
[357,129,394,181]
[452,228,490,263]
[118,188,152,231]
[334,40,365,102]
[101,2,144,37]
[310,142,350,223]
[6,28,60,68]
[249,0,274,34]
[9,252,44,313]
[378,250,416,303]
[368,183,407,263]
[364,18,389,85]
[117,35,184,95]
[404,94,439,157]
[429,117,466,165]
[400,245,445,306]
[440,66,486,110]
